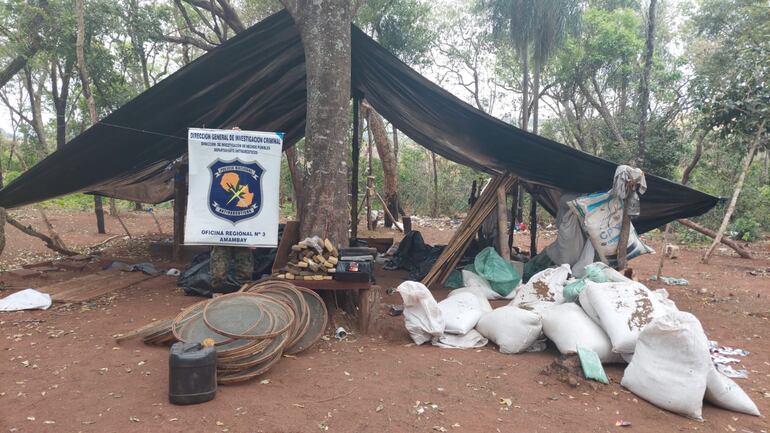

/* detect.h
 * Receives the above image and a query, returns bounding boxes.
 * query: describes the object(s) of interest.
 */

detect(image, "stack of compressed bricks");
[274,238,339,281]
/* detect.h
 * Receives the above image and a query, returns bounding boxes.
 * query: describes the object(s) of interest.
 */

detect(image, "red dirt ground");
[1,210,769,433]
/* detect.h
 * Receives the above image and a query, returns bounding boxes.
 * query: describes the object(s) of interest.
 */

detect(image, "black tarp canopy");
[0,10,718,233]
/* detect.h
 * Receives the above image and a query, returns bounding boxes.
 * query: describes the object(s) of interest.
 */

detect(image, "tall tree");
[483,0,537,130]
[362,102,400,227]
[356,0,434,227]
[529,0,580,135]
[636,0,657,165]
[75,0,105,234]
[281,0,363,244]
[689,0,770,262]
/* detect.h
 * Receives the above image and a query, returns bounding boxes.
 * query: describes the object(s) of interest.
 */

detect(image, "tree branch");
[6,214,80,256]
[159,34,216,51]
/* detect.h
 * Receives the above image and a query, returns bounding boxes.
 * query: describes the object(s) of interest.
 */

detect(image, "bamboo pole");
[422,174,517,289]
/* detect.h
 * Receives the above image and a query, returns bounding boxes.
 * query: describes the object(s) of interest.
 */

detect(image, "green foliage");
[690,0,770,137]
[355,0,435,66]
[730,216,760,242]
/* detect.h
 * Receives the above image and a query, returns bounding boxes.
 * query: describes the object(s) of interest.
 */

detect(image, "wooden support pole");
[173,162,188,261]
[615,186,635,270]
[496,183,510,259]
[402,216,412,234]
[529,193,538,256]
[350,95,361,241]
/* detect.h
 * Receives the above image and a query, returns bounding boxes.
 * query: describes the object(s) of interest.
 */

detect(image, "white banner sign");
[184,128,283,247]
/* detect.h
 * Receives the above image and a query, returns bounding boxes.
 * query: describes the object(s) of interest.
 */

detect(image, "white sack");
[510,264,571,306]
[653,288,679,314]
[475,306,542,354]
[432,329,489,349]
[515,300,556,316]
[621,312,711,420]
[396,281,444,345]
[704,366,760,416]
[580,280,668,353]
[462,270,516,300]
[448,285,493,313]
[0,288,52,311]
[438,292,485,335]
[540,303,622,363]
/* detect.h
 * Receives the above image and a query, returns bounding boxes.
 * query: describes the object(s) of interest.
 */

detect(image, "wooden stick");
[374,190,403,232]
[149,208,164,234]
[6,215,79,256]
[89,234,121,249]
[677,218,751,259]
[36,206,68,250]
[111,206,132,239]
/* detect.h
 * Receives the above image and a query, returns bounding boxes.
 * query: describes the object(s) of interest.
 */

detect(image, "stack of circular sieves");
[171,281,327,384]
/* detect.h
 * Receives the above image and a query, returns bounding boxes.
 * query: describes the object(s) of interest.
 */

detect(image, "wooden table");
[289,279,379,334]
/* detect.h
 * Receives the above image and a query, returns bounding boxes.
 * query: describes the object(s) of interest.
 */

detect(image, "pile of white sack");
[395,263,760,420]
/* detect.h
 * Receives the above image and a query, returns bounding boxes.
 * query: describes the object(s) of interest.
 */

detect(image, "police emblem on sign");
[208,159,263,223]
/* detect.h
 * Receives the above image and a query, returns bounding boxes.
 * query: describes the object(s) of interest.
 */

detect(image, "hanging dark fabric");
[0,10,719,234]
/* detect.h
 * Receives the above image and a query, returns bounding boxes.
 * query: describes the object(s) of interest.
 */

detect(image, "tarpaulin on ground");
[0,10,719,233]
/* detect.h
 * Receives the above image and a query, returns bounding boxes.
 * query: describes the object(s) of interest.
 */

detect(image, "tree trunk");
[677,218,751,259]
[392,126,399,162]
[529,193,538,256]
[636,0,657,166]
[23,68,48,157]
[579,78,627,149]
[0,208,6,256]
[282,0,353,246]
[363,104,400,228]
[50,57,74,149]
[702,122,764,263]
[515,45,529,224]
[76,0,106,234]
[285,146,303,221]
[6,214,79,256]
[520,45,529,131]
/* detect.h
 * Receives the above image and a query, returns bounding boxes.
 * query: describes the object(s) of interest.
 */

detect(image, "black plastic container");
[169,342,217,405]
[334,260,373,282]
